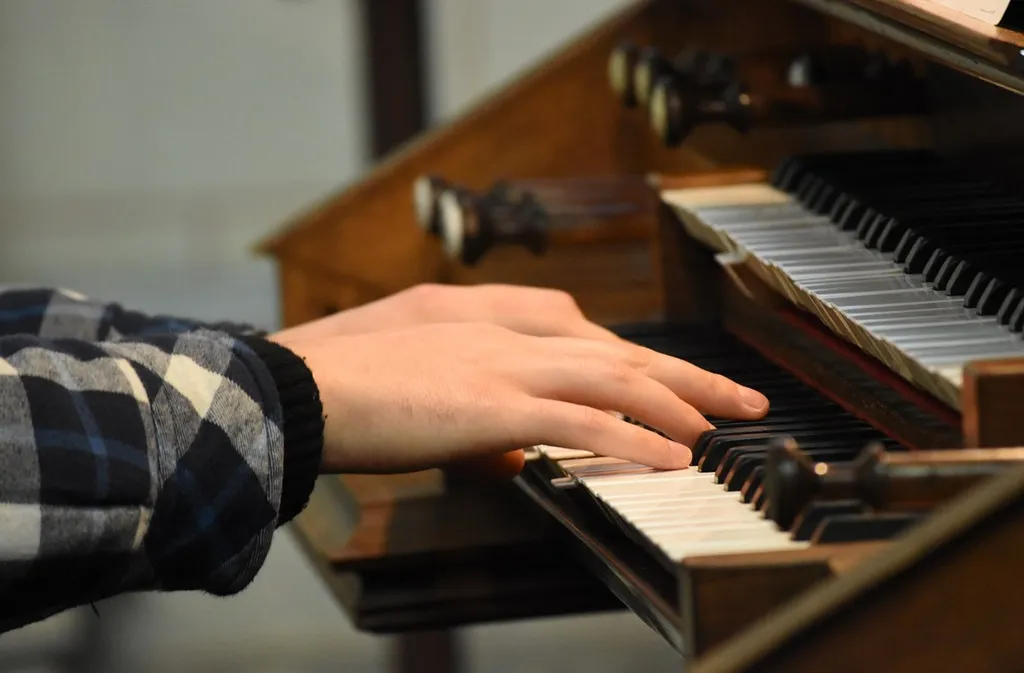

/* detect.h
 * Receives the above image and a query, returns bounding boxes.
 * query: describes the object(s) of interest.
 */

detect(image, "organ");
[258,0,1024,670]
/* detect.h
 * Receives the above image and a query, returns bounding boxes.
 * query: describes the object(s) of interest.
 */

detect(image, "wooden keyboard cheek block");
[679,542,887,657]
[963,358,1024,449]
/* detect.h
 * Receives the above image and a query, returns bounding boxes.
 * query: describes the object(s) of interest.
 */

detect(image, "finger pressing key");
[543,336,769,421]
[622,342,769,419]
[527,356,714,449]
[526,400,693,470]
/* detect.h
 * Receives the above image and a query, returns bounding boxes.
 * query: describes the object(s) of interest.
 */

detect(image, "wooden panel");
[792,0,1024,92]
[927,63,1024,193]
[289,472,621,633]
[274,259,397,327]
[691,466,1024,673]
[443,236,664,325]
[681,543,886,657]
[962,358,1024,448]
[258,0,856,307]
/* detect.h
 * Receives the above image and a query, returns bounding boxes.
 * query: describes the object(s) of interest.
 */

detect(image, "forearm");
[0,329,323,633]
[0,285,262,339]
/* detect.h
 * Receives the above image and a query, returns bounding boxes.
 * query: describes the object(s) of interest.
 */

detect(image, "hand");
[272,322,769,476]
[271,283,621,344]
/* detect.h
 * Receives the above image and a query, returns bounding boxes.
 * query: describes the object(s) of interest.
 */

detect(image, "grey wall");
[0,1,679,671]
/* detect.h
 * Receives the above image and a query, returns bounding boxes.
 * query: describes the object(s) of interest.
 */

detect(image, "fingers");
[559,319,625,344]
[525,400,692,470]
[638,346,769,420]
[541,336,769,421]
[527,355,713,450]
[503,311,623,344]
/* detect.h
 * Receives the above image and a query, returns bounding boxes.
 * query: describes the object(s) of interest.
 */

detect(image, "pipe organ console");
[259,0,1024,670]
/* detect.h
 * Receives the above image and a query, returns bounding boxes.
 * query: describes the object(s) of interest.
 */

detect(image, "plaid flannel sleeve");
[0,328,324,633]
[0,285,263,339]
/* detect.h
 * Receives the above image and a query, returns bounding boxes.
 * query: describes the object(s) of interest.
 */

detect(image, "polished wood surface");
[260,0,700,322]
[681,542,886,656]
[793,0,1024,92]
[291,472,620,632]
[962,359,1024,448]
[260,0,930,327]
[692,466,1024,673]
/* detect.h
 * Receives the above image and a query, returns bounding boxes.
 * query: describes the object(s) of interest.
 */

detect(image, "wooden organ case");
[259,1,1024,670]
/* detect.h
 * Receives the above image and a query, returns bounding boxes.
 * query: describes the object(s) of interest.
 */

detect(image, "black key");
[975,278,1013,315]
[1010,299,1024,333]
[751,482,768,511]
[725,453,767,491]
[740,465,765,504]
[921,249,948,284]
[945,259,980,296]
[964,274,999,310]
[696,423,882,471]
[997,288,1024,326]
[835,199,869,231]
[932,255,959,291]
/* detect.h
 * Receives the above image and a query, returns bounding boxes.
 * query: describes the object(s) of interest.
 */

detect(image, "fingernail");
[668,441,693,469]
[738,386,769,413]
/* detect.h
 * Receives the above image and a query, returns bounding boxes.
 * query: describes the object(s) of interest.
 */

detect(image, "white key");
[662,184,1024,408]
[557,461,808,562]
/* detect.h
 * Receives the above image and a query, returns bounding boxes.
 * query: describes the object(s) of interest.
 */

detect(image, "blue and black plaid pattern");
[0,286,285,633]
[0,285,262,341]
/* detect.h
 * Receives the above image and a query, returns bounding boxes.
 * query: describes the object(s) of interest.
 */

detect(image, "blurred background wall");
[0,1,679,671]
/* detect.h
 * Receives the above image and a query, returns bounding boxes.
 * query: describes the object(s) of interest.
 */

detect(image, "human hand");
[272,322,768,476]
[271,283,621,344]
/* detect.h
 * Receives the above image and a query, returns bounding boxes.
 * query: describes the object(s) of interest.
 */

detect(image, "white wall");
[426,0,634,121]
[0,0,369,327]
[0,0,368,197]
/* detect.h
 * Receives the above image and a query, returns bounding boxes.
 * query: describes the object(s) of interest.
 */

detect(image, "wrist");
[240,335,325,525]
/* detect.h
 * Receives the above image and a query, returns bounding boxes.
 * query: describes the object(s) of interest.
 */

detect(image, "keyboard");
[526,324,907,566]
[661,150,1024,408]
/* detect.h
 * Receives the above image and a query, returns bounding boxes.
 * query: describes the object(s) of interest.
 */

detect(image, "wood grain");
[962,358,1024,448]
[263,0,1024,658]
[289,471,621,632]
[692,466,1024,673]
[259,0,915,325]
[792,0,1024,93]
[681,543,887,657]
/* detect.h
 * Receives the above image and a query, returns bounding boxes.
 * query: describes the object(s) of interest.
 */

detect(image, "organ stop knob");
[437,184,549,266]
[650,77,752,146]
[639,45,927,147]
[765,439,1024,531]
[416,175,656,265]
[413,175,450,235]
[608,42,641,107]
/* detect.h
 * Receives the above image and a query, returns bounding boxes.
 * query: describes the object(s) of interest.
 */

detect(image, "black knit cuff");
[240,335,325,526]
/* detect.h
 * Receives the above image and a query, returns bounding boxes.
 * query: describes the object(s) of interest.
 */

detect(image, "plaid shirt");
[0,285,324,633]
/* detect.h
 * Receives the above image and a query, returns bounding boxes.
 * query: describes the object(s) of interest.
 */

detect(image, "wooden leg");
[392,630,463,673]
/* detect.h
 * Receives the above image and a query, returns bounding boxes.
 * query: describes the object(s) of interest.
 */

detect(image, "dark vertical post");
[359,0,429,159]
[357,10,460,673]
[391,630,464,673]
